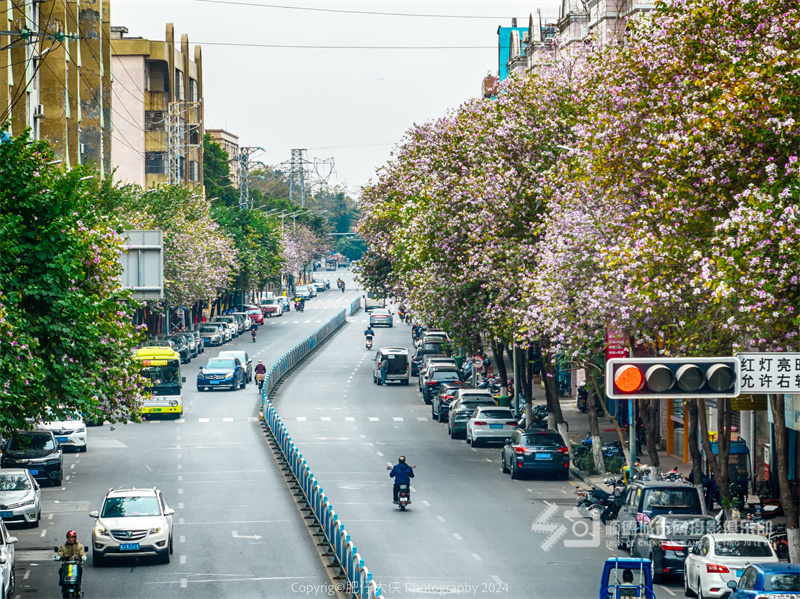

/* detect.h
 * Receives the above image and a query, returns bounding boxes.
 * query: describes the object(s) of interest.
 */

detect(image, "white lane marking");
[492,576,504,585]
[180,555,187,564]
[178,503,184,509]
[376,452,384,458]
[176,419,185,423]
[70,464,75,469]
[223,418,233,422]
[178,489,184,495]
[417,417,428,422]
[421,500,431,507]
[660,587,676,597]
[564,512,576,522]
[345,417,355,422]
[199,418,209,423]
[321,417,332,422]
[471,553,483,562]
[393,417,404,422]
[296,417,307,421]
[180,579,188,588]
[484,458,493,463]
[436,516,446,523]
[48,513,54,520]
[471,448,477,452]
[177,464,183,470]
[248,417,258,422]
[178,475,183,482]
[453,533,463,541]
[24,570,31,580]
[179,518,185,525]
[360,434,366,438]
[369,417,379,422]
[65,476,70,481]
[410,486,417,493]
[40,529,47,537]
[177,454,182,459]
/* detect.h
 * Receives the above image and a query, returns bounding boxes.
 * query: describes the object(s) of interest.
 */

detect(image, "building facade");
[110,23,203,189]
[1,0,113,174]
[206,128,239,187]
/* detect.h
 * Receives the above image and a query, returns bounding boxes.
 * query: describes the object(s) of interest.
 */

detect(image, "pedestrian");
[380,355,389,386]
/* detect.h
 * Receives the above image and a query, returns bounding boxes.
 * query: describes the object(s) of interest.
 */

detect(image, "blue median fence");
[349,296,361,316]
[260,309,382,599]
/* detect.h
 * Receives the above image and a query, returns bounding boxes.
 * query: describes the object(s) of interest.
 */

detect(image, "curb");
[570,466,593,487]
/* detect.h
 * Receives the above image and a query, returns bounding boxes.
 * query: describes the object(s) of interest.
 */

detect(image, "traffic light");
[605,357,740,399]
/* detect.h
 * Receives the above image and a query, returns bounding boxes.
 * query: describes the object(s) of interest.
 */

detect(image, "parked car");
[295,286,313,300]
[431,381,471,422]
[189,330,205,354]
[218,350,253,384]
[421,367,461,403]
[684,533,779,598]
[196,356,247,391]
[501,429,570,480]
[411,344,445,376]
[204,322,231,343]
[466,406,517,447]
[371,348,410,385]
[0,468,41,527]
[174,332,197,358]
[616,481,705,550]
[90,487,174,566]
[370,308,393,328]
[199,324,224,347]
[146,338,175,350]
[212,315,240,337]
[311,279,327,292]
[727,563,800,597]
[0,520,18,598]
[165,334,191,364]
[37,411,87,452]
[630,514,720,583]
[280,295,290,312]
[260,298,284,318]
[448,395,496,439]
[247,308,264,325]
[231,312,252,332]
[418,356,457,391]
[0,431,62,486]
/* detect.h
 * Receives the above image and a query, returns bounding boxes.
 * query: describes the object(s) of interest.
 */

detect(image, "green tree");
[334,236,365,261]
[203,134,238,207]
[0,126,147,430]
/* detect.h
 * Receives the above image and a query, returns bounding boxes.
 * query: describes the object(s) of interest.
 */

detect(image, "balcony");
[145,91,169,112]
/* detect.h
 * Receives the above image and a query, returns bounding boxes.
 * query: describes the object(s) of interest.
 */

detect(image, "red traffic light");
[606,358,739,399]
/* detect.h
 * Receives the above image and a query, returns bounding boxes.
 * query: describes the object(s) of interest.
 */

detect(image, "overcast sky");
[113,1,556,195]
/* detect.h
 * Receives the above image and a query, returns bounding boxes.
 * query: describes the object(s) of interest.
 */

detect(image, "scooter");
[251,329,257,343]
[396,484,411,511]
[365,334,373,350]
[54,549,85,599]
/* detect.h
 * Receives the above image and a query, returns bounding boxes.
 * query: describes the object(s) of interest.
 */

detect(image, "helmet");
[66,530,77,539]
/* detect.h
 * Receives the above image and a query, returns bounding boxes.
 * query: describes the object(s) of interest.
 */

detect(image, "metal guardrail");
[349,297,361,316]
[260,309,382,599]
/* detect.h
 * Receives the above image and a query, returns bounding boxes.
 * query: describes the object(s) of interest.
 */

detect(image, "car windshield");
[247,310,260,315]
[101,496,161,518]
[477,410,513,419]
[523,434,562,447]
[765,573,800,592]
[206,359,235,369]
[714,540,773,557]
[220,353,245,362]
[0,473,31,491]
[461,394,492,402]
[662,518,719,537]
[642,489,701,511]
[432,371,460,381]
[8,434,55,451]
[200,327,217,333]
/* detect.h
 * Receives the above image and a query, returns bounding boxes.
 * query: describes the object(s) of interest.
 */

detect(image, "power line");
[169,40,496,50]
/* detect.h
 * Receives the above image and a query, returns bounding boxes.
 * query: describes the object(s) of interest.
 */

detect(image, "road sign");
[606,357,740,399]
[472,356,484,370]
[736,353,800,394]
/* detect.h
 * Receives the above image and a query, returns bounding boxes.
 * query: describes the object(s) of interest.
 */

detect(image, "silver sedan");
[0,469,41,527]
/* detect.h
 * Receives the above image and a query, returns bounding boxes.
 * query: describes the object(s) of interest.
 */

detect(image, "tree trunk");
[685,399,707,515]
[492,341,509,397]
[539,345,568,444]
[584,361,604,473]
[770,394,800,562]
[639,399,660,467]
[697,398,733,511]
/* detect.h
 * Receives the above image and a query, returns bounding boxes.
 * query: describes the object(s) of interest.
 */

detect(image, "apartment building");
[206,128,240,187]
[0,0,112,174]
[110,23,203,189]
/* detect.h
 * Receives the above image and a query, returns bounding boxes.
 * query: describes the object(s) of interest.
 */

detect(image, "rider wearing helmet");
[57,530,86,560]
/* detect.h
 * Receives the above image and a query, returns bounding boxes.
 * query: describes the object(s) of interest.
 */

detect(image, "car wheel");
[560,468,570,481]
[93,552,105,567]
[54,471,62,486]
[501,454,509,473]
[617,530,627,551]
[683,572,696,597]
[169,534,174,554]
[697,586,705,599]
[510,462,520,480]
[466,432,472,445]
[472,437,482,448]
[196,386,203,392]
[448,424,454,438]
[431,404,436,419]
[79,443,87,453]
[6,567,14,599]
[159,547,171,564]
[30,508,40,528]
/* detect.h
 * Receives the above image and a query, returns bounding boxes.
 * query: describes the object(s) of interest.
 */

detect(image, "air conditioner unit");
[33,104,45,119]
[79,143,86,154]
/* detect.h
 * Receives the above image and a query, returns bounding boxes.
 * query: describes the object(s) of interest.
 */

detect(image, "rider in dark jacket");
[388,456,415,502]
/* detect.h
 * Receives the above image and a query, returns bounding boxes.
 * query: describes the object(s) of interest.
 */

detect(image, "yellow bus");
[134,347,184,417]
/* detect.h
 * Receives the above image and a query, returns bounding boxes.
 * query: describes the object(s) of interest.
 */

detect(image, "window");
[174,69,185,100]
[145,152,166,174]
[145,110,165,131]
[189,161,199,181]
[738,567,756,590]
[189,78,199,102]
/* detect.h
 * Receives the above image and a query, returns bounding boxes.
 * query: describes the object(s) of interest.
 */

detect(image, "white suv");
[37,411,87,452]
[90,487,174,566]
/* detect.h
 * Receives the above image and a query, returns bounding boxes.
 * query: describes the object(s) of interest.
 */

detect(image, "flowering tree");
[281,224,328,279]
[0,127,147,429]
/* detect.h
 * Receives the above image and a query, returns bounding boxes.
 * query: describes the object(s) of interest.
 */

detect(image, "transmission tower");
[234,146,265,209]
[167,100,202,185]
[289,149,306,207]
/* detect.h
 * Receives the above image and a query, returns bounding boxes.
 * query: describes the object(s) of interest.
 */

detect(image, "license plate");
[0,511,12,518]
[210,380,220,384]
[735,569,744,577]
[490,424,503,429]
[119,543,140,551]
[29,469,38,475]
[535,453,551,459]
[56,436,68,443]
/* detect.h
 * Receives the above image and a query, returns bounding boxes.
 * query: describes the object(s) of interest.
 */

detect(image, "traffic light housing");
[605,357,740,399]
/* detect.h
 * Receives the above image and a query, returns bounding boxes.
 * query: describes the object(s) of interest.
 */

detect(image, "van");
[372,347,410,385]
[364,292,386,312]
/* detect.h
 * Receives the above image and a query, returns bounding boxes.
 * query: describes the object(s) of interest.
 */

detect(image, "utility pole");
[234,146,264,209]
[167,100,202,185]
[289,149,306,207]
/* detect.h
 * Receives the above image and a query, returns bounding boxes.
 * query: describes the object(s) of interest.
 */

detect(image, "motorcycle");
[251,329,257,343]
[576,476,626,523]
[54,549,85,599]
[294,300,305,312]
[396,484,411,511]
[365,334,373,350]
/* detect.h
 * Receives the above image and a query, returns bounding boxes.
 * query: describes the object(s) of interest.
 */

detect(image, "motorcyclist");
[254,360,267,390]
[56,530,86,594]
[364,326,375,349]
[251,327,257,342]
[387,456,415,503]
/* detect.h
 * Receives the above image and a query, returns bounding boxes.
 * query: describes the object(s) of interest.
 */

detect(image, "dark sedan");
[431,381,470,422]
[196,357,246,391]
[1,430,63,486]
[165,334,191,363]
[630,514,719,583]
[411,344,444,376]
[501,429,569,480]
[421,368,461,404]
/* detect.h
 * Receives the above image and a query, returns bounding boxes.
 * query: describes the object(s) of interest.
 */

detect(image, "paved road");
[271,311,685,599]
[9,275,358,599]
